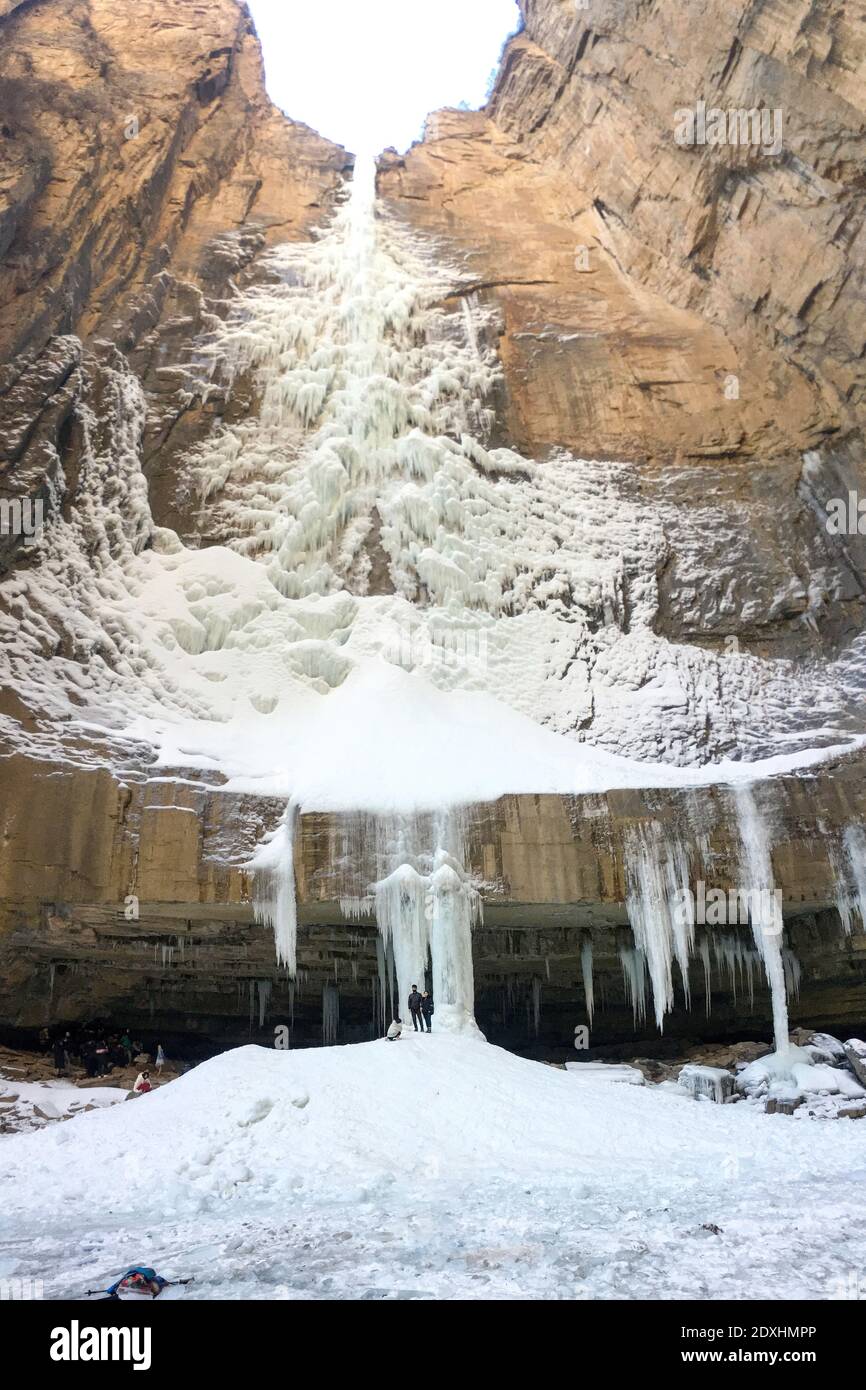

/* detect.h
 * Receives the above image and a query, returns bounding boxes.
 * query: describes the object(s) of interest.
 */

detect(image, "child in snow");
[386,1018,403,1041]
[107,1266,169,1299]
[133,1069,153,1094]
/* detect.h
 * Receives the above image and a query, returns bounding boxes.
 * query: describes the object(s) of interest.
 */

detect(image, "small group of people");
[387,986,434,1040]
[42,1025,166,1081]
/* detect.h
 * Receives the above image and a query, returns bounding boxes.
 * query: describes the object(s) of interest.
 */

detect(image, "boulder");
[32,1100,61,1121]
[843,1040,866,1090]
[677,1065,735,1103]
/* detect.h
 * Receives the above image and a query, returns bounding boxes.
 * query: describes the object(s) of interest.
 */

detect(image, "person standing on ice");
[386,1017,403,1041]
[155,1042,166,1074]
[421,991,434,1033]
[408,986,424,1032]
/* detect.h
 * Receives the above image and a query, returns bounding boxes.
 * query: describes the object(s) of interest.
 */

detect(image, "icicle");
[322,983,340,1046]
[733,785,789,1053]
[580,930,594,1028]
[843,825,866,930]
[699,934,712,1017]
[782,948,801,1003]
[374,935,388,1033]
[530,978,542,1037]
[711,930,760,1008]
[617,932,648,1026]
[257,979,271,1029]
[624,821,694,1030]
[253,802,299,974]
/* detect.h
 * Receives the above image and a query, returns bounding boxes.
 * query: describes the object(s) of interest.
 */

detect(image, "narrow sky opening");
[246,0,521,156]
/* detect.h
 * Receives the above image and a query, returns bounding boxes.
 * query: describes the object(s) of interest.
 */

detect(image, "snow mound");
[3,1034,865,1237]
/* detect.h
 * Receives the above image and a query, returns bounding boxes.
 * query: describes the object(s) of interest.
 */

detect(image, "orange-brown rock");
[0,0,349,557]
[378,0,866,654]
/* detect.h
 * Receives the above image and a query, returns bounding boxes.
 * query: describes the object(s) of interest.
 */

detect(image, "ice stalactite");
[257,980,271,1029]
[617,930,648,1026]
[698,935,713,1017]
[733,785,789,1054]
[579,930,594,1028]
[322,983,340,1046]
[844,826,866,927]
[832,825,866,932]
[374,935,391,1033]
[253,802,299,974]
[529,978,542,1038]
[782,948,801,1004]
[620,798,797,1048]
[830,839,856,936]
[712,932,758,1010]
[624,821,693,1029]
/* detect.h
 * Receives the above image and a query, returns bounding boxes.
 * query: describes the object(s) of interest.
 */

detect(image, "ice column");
[374,863,430,1019]
[429,854,481,1035]
[253,802,299,974]
[580,930,595,1028]
[733,785,789,1054]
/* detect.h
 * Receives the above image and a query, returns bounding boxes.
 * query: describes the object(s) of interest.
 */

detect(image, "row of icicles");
[253,791,866,1050]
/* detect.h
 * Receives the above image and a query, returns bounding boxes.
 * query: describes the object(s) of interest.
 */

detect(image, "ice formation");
[1,157,863,791]
[322,984,340,1046]
[614,799,808,1048]
[830,825,866,934]
[677,1065,734,1104]
[370,815,481,1035]
[624,821,693,1028]
[0,156,861,1042]
[579,930,594,1028]
[733,786,789,1054]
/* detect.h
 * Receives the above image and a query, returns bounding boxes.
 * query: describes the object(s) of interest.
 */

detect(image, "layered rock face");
[1,0,865,1052]
[1,747,865,1049]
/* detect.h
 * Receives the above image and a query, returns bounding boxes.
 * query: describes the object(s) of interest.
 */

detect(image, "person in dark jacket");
[421,990,434,1033]
[81,1039,98,1079]
[52,1038,67,1075]
[408,986,424,1031]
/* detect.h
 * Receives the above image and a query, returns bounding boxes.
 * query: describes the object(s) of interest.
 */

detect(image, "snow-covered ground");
[1,1034,863,1301]
[0,1074,128,1135]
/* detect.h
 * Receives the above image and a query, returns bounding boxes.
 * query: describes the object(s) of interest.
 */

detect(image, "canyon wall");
[1,0,865,1050]
[379,0,866,657]
[0,0,349,565]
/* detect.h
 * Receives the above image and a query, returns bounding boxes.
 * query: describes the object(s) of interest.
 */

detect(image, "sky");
[246,0,521,155]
